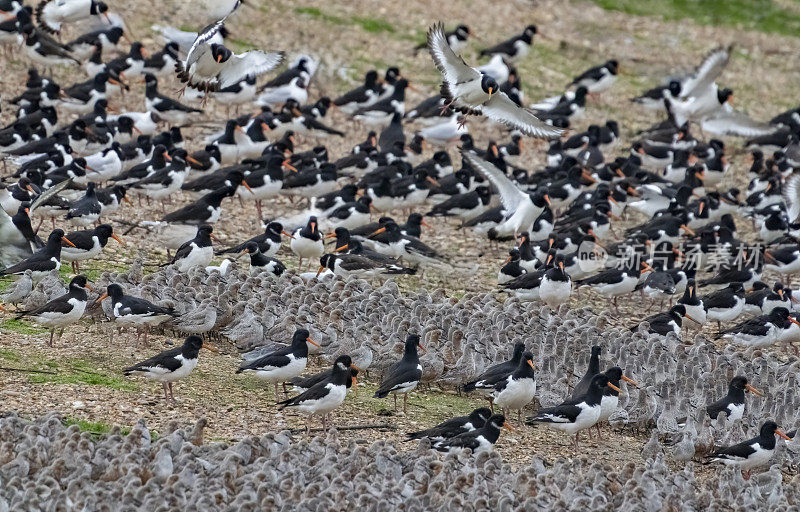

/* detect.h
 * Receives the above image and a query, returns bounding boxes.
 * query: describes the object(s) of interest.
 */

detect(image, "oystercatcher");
[144,74,204,125]
[595,367,637,438]
[570,60,619,93]
[176,6,283,93]
[236,328,320,401]
[491,351,536,422]
[716,307,800,347]
[99,283,177,344]
[702,282,746,331]
[60,223,123,273]
[428,22,561,138]
[168,224,216,272]
[526,374,619,448]
[1,228,74,280]
[242,241,285,278]
[277,354,356,434]
[704,421,791,479]
[65,182,102,227]
[433,414,510,454]
[406,407,492,442]
[374,334,424,413]
[706,376,763,424]
[124,335,216,404]
[479,25,536,61]
[290,216,323,268]
[15,274,90,345]
[216,221,291,257]
[572,346,602,398]
[317,252,415,279]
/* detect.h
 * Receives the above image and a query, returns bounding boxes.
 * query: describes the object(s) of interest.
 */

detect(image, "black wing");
[124,346,183,374]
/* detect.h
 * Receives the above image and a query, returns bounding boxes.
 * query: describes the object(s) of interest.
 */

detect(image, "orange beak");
[62,236,76,247]
[607,382,622,392]
[776,429,791,441]
[621,375,639,387]
[418,342,427,355]
[544,194,551,207]
[111,234,125,246]
[306,337,320,348]
[283,159,298,172]
[788,315,800,328]
[0,304,8,313]
[202,343,219,353]
[745,384,764,396]
[210,233,220,243]
[241,180,254,193]
[315,265,326,278]
[503,420,513,431]
[123,196,134,206]
[216,54,223,63]
[281,230,295,239]
[97,292,109,301]
[334,244,348,252]
[324,232,337,239]
[680,225,696,236]
[369,227,386,237]
[187,156,202,166]
[527,359,535,369]
[421,220,433,229]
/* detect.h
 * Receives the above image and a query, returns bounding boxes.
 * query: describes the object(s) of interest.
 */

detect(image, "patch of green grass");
[64,417,143,440]
[1,318,46,335]
[588,0,800,38]
[0,348,20,362]
[352,16,394,34]
[293,6,346,25]
[29,358,136,390]
[294,7,395,34]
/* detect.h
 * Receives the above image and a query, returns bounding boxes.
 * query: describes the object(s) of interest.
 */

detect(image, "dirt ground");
[1,0,799,474]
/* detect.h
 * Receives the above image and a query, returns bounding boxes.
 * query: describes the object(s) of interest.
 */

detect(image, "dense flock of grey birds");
[1,412,800,510]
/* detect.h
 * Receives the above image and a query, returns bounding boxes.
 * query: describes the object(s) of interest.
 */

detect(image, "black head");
[69,275,89,290]
[480,74,499,96]
[210,44,233,64]
[266,221,284,236]
[759,421,786,440]
[364,70,378,86]
[590,373,612,391]
[243,241,260,254]
[486,414,508,432]
[184,335,203,352]
[90,1,109,14]
[455,25,470,37]
[717,88,733,104]
[319,253,336,269]
[512,341,525,359]
[404,333,424,354]
[667,80,681,97]
[606,60,619,74]
[196,224,214,237]
[106,283,124,299]
[384,67,400,83]
[334,354,353,371]
[291,328,316,349]
[590,345,601,357]
[469,407,492,425]
[94,223,114,240]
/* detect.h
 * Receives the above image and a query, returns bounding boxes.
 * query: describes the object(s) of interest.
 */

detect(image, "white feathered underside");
[784,174,800,223]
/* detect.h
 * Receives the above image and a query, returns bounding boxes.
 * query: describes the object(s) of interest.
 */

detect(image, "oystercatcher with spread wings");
[176,2,283,92]
[427,22,562,139]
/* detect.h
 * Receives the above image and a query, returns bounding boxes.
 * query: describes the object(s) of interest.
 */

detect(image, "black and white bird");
[526,374,619,448]
[65,182,102,227]
[123,335,216,404]
[316,252,415,279]
[241,241,285,278]
[236,328,320,400]
[290,216,324,267]
[99,282,176,340]
[374,334,425,413]
[277,354,356,434]
[716,307,800,347]
[168,224,216,272]
[1,228,74,280]
[36,0,109,33]
[432,414,511,454]
[570,60,619,93]
[176,4,283,92]
[463,341,525,402]
[144,74,204,125]
[416,23,472,54]
[333,70,382,114]
[406,407,492,442]
[595,367,637,437]
[15,274,91,345]
[217,221,290,257]
[428,22,562,139]
[491,351,536,422]
[706,375,763,424]
[60,223,123,273]
[704,421,791,479]
[479,25,536,61]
